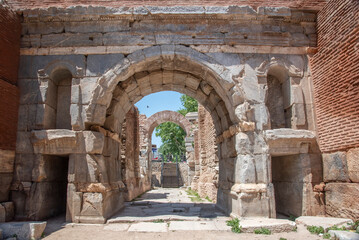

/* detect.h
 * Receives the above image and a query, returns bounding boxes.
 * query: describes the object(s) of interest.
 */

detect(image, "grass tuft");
[307,225,324,235]
[226,218,242,233]
[254,227,271,235]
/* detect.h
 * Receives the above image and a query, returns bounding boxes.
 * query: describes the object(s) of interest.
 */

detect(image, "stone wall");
[191,105,218,202]
[322,150,359,220]
[0,2,21,222]
[7,0,327,10]
[12,5,321,222]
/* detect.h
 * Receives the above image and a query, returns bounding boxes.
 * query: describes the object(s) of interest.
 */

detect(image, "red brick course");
[310,0,359,152]
[7,0,327,11]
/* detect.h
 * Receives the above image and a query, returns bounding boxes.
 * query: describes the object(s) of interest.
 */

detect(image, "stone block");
[323,152,349,182]
[347,148,359,183]
[16,132,33,154]
[31,129,77,155]
[0,204,5,222]
[66,183,82,222]
[328,230,359,240]
[65,20,129,33]
[0,150,15,173]
[80,193,103,216]
[1,202,14,222]
[79,131,105,154]
[325,183,359,220]
[18,79,41,105]
[235,155,256,184]
[41,33,103,47]
[18,55,86,79]
[24,22,65,35]
[0,221,46,240]
[86,54,124,77]
[0,173,13,202]
[35,104,56,129]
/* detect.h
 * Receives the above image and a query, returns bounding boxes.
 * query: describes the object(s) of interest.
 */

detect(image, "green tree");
[155,95,198,161]
[156,122,186,161]
[178,95,198,116]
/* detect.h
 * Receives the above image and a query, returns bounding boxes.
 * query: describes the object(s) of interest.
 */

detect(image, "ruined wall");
[7,0,327,10]
[122,106,147,201]
[191,105,218,202]
[309,0,359,220]
[0,2,21,222]
[310,0,359,153]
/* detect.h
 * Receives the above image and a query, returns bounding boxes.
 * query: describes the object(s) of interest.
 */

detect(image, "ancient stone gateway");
[10,6,326,224]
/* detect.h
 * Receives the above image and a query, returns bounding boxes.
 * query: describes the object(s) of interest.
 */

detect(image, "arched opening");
[102,70,235,218]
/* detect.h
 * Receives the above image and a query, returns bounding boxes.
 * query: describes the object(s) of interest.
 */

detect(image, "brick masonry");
[7,0,327,11]
[310,0,359,153]
[0,5,21,151]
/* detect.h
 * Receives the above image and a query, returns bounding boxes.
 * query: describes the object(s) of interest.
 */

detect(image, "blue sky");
[135,91,183,147]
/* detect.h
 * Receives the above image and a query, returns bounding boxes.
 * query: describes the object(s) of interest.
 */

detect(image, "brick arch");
[144,110,193,138]
[85,45,240,131]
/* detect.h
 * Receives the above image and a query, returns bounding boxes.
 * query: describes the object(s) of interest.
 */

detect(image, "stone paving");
[107,188,228,223]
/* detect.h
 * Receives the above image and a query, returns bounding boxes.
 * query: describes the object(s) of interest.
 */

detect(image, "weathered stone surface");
[264,129,316,156]
[0,173,13,202]
[128,222,167,232]
[81,193,104,217]
[0,221,46,240]
[296,216,353,229]
[347,148,359,183]
[325,183,359,220]
[31,129,77,154]
[1,202,14,222]
[323,152,349,182]
[0,150,15,173]
[328,230,359,240]
[0,204,5,222]
[240,218,296,233]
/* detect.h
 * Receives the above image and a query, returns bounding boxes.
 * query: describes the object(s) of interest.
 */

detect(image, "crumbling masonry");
[0,0,358,223]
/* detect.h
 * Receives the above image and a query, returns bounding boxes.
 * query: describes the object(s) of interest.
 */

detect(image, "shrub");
[226,218,242,233]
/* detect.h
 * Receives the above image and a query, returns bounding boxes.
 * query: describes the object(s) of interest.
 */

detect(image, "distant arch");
[144,110,193,138]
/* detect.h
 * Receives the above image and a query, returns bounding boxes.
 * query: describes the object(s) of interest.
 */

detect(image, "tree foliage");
[155,95,198,161]
[178,95,198,116]
[156,122,186,161]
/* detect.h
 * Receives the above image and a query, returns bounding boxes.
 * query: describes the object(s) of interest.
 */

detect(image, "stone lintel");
[20,45,312,56]
[31,129,104,155]
[264,129,316,156]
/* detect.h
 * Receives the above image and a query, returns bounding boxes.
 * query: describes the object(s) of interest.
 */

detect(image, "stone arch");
[85,45,240,131]
[144,110,193,138]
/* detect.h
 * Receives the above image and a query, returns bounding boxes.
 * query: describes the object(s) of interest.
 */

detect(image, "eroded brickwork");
[310,0,359,153]
[191,105,218,202]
